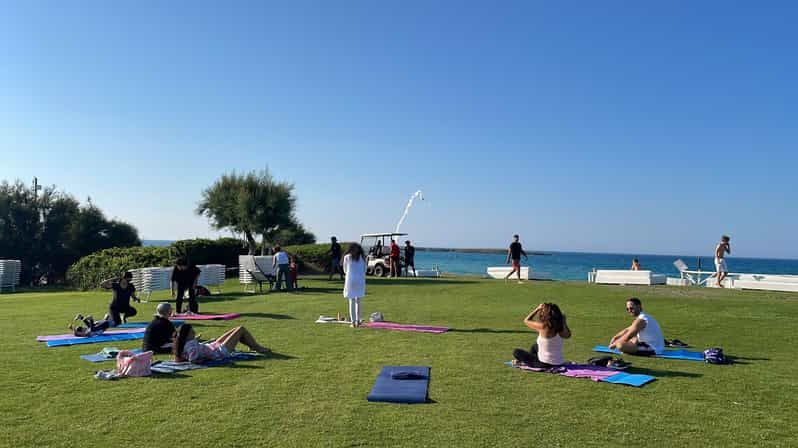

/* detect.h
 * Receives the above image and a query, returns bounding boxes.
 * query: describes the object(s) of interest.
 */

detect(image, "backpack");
[703,347,733,365]
[116,350,154,377]
[369,312,384,323]
[195,285,211,296]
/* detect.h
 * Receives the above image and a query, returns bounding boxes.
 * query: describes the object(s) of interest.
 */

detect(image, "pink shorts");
[512,260,521,269]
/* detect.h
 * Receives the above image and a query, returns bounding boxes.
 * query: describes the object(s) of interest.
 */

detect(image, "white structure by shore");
[486,267,551,280]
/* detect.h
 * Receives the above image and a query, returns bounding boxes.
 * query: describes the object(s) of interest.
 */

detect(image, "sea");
[142,241,798,281]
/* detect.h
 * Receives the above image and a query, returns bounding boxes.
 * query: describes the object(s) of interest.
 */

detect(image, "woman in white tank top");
[513,303,571,367]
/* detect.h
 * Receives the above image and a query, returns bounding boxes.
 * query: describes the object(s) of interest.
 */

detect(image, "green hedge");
[66,238,250,290]
[66,246,173,290]
[284,243,351,271]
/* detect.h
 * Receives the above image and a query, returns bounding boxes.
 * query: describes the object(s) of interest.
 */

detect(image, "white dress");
[342,254,366,299]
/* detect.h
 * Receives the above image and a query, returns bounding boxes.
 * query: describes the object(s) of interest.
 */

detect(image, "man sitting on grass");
[609,297,664,355]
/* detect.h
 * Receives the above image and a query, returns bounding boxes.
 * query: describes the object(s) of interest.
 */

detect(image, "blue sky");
[1,1,796,258]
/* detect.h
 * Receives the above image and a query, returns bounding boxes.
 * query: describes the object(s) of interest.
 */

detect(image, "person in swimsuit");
[631,258,641,271]
[504,234,529,283]
[609,297,665,355]
[715,235,731,287]
[513,303,571,368]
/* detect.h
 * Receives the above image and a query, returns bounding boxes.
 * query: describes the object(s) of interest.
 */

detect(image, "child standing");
[289,257,299,289]
[342,243,367,328]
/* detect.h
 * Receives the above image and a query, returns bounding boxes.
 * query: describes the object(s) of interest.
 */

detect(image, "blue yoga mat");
[367,366,430,404]
[47,332,145,347]
[593,345,705,361]
[602,372,656,387]
[116,320,185,329]
[80,348,143,362]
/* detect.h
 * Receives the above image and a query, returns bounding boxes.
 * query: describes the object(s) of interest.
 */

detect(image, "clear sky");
[1,1,796,258]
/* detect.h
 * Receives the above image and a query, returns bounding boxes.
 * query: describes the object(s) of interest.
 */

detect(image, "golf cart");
[360,232,408,277]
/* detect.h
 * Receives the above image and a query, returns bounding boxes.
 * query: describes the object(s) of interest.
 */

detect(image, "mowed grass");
[1,277,797,447]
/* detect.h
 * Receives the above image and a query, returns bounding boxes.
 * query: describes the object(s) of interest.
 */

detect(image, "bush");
[284,243,351,272]
[66,238,250,290]
[66,246,172,290]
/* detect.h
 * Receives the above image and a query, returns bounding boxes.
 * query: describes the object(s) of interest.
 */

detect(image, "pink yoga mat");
[171,313,241,321]
[364,322,448,334]
[37,328,144,342]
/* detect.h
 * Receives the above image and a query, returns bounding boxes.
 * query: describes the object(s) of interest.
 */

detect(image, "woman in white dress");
[342,243,367,328]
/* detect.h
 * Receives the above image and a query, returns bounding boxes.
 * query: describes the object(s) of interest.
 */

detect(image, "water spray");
[395,190,424,233]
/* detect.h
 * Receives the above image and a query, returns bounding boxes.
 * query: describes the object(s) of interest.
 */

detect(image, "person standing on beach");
[342,243,367,328]
[171,258,201,314]
[389,239,401,278]
[404,240,416,277]
[328,236,344,280]
[715,235,731,287]
[505,234,529,283]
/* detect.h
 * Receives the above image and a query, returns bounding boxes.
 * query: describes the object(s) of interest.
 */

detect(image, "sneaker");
[517,281,524,285]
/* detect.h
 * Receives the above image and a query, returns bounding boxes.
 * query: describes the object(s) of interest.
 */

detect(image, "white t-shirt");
[274,251,289,265]
[637,312,665,354]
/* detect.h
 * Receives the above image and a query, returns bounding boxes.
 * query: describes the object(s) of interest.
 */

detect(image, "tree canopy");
[197,169,315,254]
[0,180,141,283]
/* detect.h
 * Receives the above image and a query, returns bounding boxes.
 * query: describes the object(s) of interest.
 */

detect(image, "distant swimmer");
[505,234,529,283]
[715,235,731,287]
[631,258,641,271]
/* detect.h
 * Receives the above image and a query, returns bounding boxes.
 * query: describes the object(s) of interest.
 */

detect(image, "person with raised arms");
[609,297,665,355]
[513,302,571,368]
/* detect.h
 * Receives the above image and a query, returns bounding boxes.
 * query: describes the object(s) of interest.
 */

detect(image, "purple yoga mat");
[514,363,619,382]
[172,313,241,320]
[37,328,145,342]
[364,322,449,334]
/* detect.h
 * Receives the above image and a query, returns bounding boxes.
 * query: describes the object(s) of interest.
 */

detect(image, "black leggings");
[176,284,198,314]
[513,343,555,369]
[108,304,137,326]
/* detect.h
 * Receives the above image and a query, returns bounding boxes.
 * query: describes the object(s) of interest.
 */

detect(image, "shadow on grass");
[449,328,529,334]
[626,367,703,378]
[150,372,191,380]
[237,312,295,320]
[367,278,477,286]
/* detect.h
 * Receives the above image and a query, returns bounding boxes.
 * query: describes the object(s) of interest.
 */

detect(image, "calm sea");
[143,241,798,281]
[414,250,798,281]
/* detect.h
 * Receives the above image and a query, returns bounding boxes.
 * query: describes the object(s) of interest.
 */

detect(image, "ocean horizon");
[142,240,798,280]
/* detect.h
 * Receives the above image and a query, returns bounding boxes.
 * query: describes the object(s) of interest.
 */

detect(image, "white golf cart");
[360,232,407,277]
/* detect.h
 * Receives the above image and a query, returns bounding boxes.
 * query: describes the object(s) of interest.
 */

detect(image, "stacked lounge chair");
[239,255,276,292]
[130,267,172,301]
[0,260,21,293]
[196,264,225,293]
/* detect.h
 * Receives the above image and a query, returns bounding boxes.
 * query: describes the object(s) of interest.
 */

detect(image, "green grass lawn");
[1,277,797,447]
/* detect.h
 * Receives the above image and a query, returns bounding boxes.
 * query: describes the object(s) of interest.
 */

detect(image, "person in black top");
[100,271,139,326]
[143,303,176,353]
[328,236,344,280]
[404,240,417,277]
[171,258,201,314]
[505,234,529,283]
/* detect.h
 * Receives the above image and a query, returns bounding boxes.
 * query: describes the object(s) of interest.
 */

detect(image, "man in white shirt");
[609,297,665,355]
[272,245,292,291]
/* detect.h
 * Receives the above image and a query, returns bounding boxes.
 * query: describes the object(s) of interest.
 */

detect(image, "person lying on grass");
[69,314,112,337]
[512,302,571,368]
[608,297,665,355]
[173,324,271,363]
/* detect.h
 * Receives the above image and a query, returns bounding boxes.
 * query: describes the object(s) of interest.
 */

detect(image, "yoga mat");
[593,345,705,361]
[505,362,655,387]
[172,313,240,321]
[80,348,143,363]
[38,328,144,342]
[47,332,145,347]
[364,322,448,334]
[367,366,431,404]
[150,352,263,373]
[116,320,185,328]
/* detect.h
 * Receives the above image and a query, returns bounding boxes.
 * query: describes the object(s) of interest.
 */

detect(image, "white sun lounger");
[593,270,666,286]
[486,267,551,280]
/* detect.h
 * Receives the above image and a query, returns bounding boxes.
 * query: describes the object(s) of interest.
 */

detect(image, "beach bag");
[195,285,211,296]
[369,312,384,323]
[703,347,732,365]
[116,350,154,377]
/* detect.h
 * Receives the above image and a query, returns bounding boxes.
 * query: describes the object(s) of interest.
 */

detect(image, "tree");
[0,180,141,283]
[197,169,301,254]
